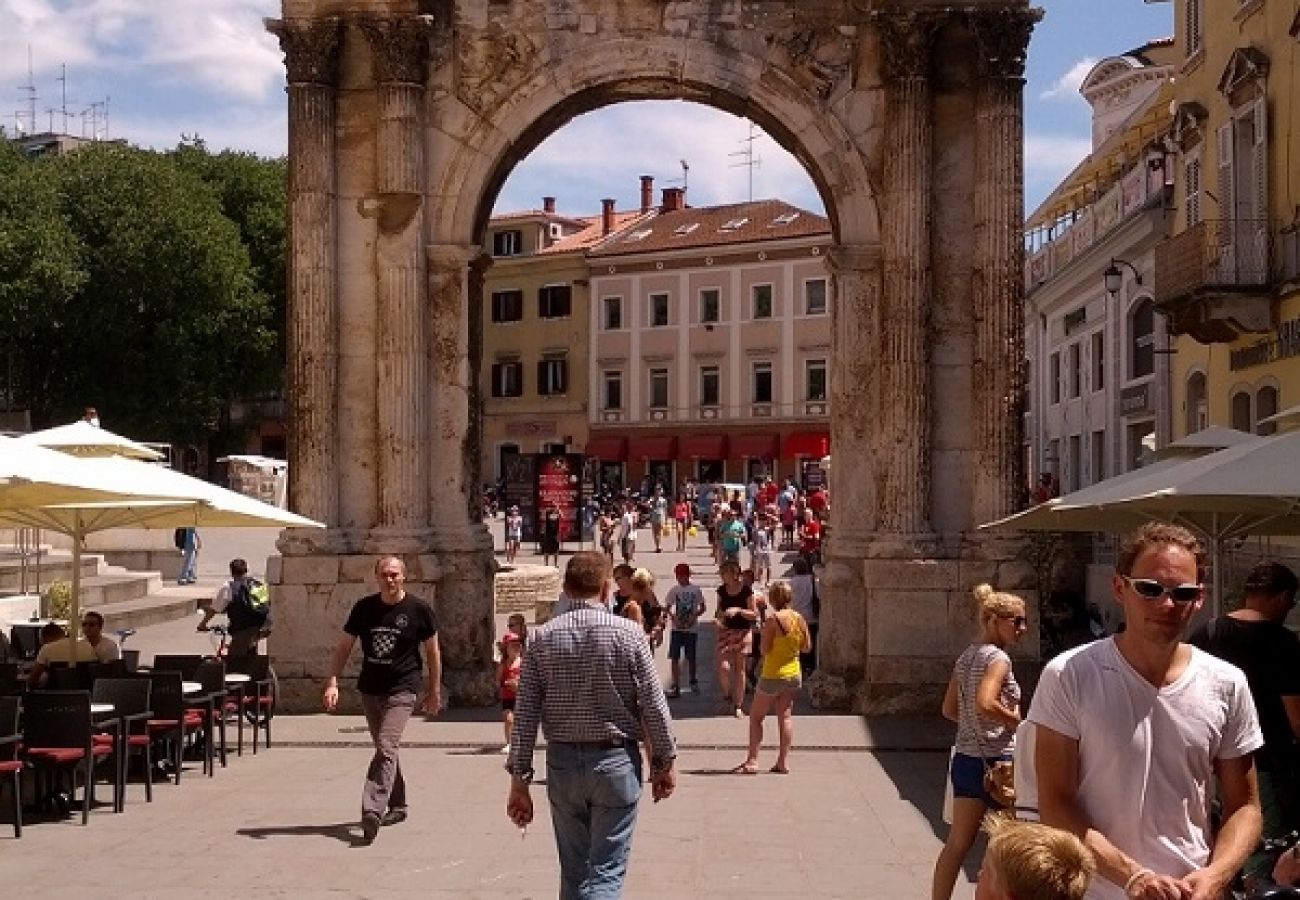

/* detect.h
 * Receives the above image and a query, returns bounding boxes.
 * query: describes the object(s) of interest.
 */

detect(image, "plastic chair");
[21,690,117,824]
[228,654,275,754]
[91,678,153,809]
[143,672,203,785]
[150,654,203,680]
[0,696,21,837]
[186,660,227,773]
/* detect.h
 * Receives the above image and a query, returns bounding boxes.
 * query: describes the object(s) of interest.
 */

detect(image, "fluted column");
[875,12,940,536]
[969,8,1040,525]
[267,17,342,527]
[827,244,883,552]
[360,16,433,536]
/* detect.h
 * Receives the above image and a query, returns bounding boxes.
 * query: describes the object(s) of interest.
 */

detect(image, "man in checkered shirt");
[507,551,677,898]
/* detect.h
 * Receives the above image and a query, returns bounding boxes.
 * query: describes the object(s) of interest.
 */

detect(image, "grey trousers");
[360,691,416,817]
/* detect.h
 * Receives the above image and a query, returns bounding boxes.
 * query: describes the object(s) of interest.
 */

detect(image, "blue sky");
[1,0,1175,219]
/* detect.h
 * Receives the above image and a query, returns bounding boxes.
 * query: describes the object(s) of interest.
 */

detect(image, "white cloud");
[1040,57,1098,101]
[1024,132,1094,211]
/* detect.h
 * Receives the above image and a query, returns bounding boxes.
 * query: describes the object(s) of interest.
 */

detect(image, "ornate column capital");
[265,17,342,87]
[967,7,1043,80]
[358,15,435,86]
[871,9,944,81]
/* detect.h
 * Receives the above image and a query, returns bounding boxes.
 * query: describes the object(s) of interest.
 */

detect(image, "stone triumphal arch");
[266,0,1041,711]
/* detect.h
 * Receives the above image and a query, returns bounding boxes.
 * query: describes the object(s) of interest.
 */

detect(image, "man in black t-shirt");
[324,556,441,845]
[1190,560,1300,883]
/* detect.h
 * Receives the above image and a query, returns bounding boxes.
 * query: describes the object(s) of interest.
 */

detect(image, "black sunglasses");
[1123,576,1203,604]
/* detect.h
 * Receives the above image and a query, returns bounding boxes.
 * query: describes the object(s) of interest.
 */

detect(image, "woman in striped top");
[932,583,1028,900]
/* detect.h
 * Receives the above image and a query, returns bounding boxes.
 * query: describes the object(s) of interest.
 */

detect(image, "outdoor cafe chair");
[150,654,203,680]
[227,654,275,754]
[0,696,21,837]
[0,663,22,697]
[143,671,203,785]
[21,690,118,825]
[47,664,95,691]
[91,678,153,809]
[186,660,227,773]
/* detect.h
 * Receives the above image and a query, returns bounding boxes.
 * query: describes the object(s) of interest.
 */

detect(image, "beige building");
[1160,2,1300,438]
[586,192,832,492]
[480,197,649,484]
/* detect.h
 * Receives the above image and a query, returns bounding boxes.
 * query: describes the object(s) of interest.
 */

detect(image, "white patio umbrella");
[16,420,165,461]
[984,428,1300,614]
[0,452,324,658]
[0,435,151,509]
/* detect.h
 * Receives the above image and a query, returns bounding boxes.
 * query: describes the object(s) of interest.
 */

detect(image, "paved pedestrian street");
[4,712,970,899]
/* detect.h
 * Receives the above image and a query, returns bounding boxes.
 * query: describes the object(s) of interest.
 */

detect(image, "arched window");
[1256,385,1279,436]
[1185,372,1208,435]
[1230,391,1252,432]
[1129,300,1155,379]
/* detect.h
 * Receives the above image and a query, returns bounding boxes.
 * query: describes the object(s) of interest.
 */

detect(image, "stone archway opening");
[267,1,1041,713]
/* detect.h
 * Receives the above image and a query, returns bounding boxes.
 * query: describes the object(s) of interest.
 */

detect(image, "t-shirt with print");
[344,592,438,697]
[665,583,706,632]
[720,520,746,555]
[1027,638,1262,900]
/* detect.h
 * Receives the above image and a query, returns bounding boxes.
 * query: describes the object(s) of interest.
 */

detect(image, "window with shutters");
[538,356,567,396]
[1184,150,1203,227]
[1186,0,1202,58]
[491,360,523,398]
[1091,331,1105,393]
[491,290,524,323]
[1049,352,1061,404]
[539,284,571,319]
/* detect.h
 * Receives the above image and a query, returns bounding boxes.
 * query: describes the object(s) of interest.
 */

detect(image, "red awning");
[627,435,678,459]
[730,434,779,459]
[785,431,830,457]
[584,436,628,462]
[678,434,728,458]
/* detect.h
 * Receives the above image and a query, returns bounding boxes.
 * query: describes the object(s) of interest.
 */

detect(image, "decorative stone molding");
[358,14,435,86]
[968,7,1042,81]
[764,23,858,100]
[457,25,539,114]
[265,17,342,86]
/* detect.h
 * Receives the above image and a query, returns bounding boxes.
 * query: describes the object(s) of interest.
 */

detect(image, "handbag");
[956,651,1016,810]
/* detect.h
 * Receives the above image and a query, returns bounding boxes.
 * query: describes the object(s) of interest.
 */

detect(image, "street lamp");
[1103,258,1142,298]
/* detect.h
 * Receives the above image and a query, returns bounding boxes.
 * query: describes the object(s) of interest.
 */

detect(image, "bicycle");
[1233,831,1300,899]
[207,624,278,732]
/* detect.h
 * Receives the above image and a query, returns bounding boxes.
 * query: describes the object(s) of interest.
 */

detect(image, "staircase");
[0,548,209,631]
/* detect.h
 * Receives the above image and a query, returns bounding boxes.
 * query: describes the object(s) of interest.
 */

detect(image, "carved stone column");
[426,243,496,704]
[266,18,341,527]
[360,15,433,544]
[969,8,1040,526]
[874,12,940,538]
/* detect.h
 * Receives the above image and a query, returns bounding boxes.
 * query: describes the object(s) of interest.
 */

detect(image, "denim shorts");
[950,751,1010,807]
[667,630,697,661]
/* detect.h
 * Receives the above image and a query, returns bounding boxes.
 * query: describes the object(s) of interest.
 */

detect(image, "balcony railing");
[1154,219,1272,304]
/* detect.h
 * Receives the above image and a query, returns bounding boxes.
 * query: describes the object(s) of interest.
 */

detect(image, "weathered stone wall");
[494,565,562,616]
[267,0,1040,713]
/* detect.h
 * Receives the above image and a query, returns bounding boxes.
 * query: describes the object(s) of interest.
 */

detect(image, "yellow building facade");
[1161,2,1300,438]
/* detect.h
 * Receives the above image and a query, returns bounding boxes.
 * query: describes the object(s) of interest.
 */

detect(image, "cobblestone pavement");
[12,518,982,898]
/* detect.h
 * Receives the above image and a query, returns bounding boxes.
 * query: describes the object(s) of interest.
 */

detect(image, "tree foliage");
[0,140,284,447]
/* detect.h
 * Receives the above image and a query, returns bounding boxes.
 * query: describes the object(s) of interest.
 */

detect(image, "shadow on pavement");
[875,749,984,883]
[237,821,361,846]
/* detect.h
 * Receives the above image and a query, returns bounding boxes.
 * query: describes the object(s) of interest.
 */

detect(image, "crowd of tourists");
[933,520,1300,900]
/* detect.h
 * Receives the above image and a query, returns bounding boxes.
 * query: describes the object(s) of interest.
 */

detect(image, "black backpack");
[227,577,270,631]
[174,528,187,549]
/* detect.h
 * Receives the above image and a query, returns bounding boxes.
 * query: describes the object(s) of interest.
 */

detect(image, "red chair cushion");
[147,719,179,730]
[26,745,112,763]
[92,734,114,745]
[0,760,22,773]
[126,735,151,748]
[243,696,275,707]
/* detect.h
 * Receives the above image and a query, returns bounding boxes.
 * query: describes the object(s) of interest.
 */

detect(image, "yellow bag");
[687,526,698,537]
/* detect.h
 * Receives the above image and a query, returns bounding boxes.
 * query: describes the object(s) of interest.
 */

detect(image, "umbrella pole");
[68,517,83,661]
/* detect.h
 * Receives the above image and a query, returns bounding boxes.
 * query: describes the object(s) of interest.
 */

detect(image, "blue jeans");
[180,543,198,582]
[546,741,643,899]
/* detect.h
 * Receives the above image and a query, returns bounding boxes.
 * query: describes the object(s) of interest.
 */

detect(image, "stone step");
[0,552,102,592]
[98,585,211,632]
[77,571,165,609]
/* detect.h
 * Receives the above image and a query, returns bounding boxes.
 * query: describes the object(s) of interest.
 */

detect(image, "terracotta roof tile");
[539,210,654,254]
[588,199,829,257]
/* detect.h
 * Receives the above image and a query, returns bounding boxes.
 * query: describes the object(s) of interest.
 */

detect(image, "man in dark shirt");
[324,556,442,845]
[1190,560,1300,883]
[507,551,677,898]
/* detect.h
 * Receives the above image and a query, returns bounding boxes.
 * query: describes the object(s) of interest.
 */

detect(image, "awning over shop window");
[786,431,830,457]
[627,436,678,459]
[584,436,628,462]
[730,434,779,459]
[679,434,728,458]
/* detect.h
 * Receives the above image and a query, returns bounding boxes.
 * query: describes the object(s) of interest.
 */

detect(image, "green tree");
[42,143,275,444]
[0,141,87,415]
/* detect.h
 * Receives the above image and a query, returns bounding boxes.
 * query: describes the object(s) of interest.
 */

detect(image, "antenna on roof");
[16,46,37,135]
[680,159,690,194]
[729,121,763,202]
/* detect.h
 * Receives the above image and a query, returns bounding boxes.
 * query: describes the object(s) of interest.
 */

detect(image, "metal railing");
[1154,219,1272,305]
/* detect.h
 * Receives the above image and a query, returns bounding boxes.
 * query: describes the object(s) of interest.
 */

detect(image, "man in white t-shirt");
[618,501,638,564]
[1030,522,1263,900]
[664,563,706,698]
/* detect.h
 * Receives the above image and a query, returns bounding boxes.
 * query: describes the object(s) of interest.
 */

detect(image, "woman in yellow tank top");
[732,580,811,775]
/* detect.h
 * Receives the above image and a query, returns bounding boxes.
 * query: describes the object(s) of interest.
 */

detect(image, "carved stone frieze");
[359,15,436,86]
[456,24,539,114]
[968,7,1043,80]
[766,23,858,100]
[871,9,943,81]
[266,17,342,87]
